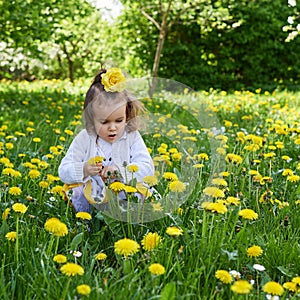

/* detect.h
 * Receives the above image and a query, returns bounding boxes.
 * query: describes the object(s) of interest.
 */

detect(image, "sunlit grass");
[0,80,300,299]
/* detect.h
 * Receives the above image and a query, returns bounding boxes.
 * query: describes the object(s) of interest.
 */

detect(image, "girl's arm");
[58,130,94,184]
[128,132,155,182]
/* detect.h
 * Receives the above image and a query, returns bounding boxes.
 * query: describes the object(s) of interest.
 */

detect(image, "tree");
[0,0,97,80]
[119,0,231,93]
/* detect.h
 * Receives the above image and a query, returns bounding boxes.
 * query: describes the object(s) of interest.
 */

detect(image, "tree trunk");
[150,18,167,96]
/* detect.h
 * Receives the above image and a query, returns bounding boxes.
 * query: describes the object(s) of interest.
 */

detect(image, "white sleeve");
[128,131,154,182]
[58,130,91,184]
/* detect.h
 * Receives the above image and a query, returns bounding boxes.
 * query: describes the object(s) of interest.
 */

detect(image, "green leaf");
[277,266,293,277]
[160,282,176,300]
[70,232,83,249]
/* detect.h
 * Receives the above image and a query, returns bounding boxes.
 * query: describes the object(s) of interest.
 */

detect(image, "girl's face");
[93,101,127,144]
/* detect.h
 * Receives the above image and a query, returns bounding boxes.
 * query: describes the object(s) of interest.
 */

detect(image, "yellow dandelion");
[12,203,28,214]
[60,263,84,277]
[5,142,14,150]
[148,263,165,275]
[76,212,92,220]
[32,137,41,143]
[287,175,300,182]
[263,281,284,296]
[64,129,74,136]
[211,178,228,186]
[249,170,259,175]
[152,202,163,212]
[53,254,67,264]
[247,245,263,258]
[215,270,233,284]
[225,153,243,164]
[162,172,178,181]
[263,152,276,158]
[2,208,10,220]
[238,209,258,220]
[203,186,225,198]
[282,169,293,176]
[231,280,253,294]
[136,182,152,197]
[44,217,68,237]
[38,161,49,169]
[51,185,63,194]
[109,182,126,192]
[28,169,41,179]
[292,276,300,285]
[171,152,182,161]
[197,153,209,161]
[283,281,297,292]
[123,185,137,193]
[87,156,105,165]
[202,201,228,214]
[95,253,107,261]
[219,171,229,177]
[114,238,140,257]
[8,186,22,196]
[217,147,226,155]
[127,164,139,172]
[5,231,17,242]
[141,232,161,251]
[192,163,204,169]
[77,284,91,296]
[169,180,186,192]
[143,175,158,186]
[39,181,49,188]
[166,226,183,236]
[226,196,240,205]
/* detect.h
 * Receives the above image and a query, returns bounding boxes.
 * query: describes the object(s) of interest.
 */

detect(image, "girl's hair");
[83,68,145,135]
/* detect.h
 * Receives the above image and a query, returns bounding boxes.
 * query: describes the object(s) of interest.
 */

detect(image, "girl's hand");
[100,165,120,179]
[83,161,102,177]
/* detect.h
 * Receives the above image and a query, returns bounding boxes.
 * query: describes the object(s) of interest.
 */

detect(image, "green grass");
[0,80,300,299]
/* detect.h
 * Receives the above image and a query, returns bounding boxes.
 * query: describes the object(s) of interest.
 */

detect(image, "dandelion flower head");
[95,253,107,261]
[148,263,165,275]
[53,254,67,264]
[263,281,284,296]
[169,180,186,192]
[5,231,17,242]
[114,238,140,257]
[77,284,91,296]
[247,245,263,258]
[12,203,28,214]
[166,226,183,236]
[109,182,126,192]
[127,164,139,172]
[44,217,68,237]
[215,270,233,284]
[141,232,161,251]
[76,212,92,221]
[238,209,258,220]
[231,280,253,294]
[60,263,84,277]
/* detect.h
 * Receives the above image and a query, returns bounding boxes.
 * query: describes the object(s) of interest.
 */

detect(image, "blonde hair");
[83,69,145,136]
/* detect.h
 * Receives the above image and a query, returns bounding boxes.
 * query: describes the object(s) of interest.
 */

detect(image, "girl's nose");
[109,122,116,130]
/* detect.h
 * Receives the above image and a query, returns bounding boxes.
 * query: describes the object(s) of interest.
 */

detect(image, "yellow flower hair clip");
[101,68,126,92]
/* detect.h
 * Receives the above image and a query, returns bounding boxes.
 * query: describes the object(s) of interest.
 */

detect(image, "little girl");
[58,68,154,212]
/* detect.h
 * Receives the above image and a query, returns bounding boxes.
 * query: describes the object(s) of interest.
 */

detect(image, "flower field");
[0,79,300,299]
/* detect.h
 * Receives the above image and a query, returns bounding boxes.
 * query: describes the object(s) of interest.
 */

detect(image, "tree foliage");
[0,0,299,91]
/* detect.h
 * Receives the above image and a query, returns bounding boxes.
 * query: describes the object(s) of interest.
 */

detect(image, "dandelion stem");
[46,235,55,256]
[54,236,60,255]
[61,277,72,300]
[15,215,19,265]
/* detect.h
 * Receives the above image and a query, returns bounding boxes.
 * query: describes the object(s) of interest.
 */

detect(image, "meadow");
[0,79,300,299]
